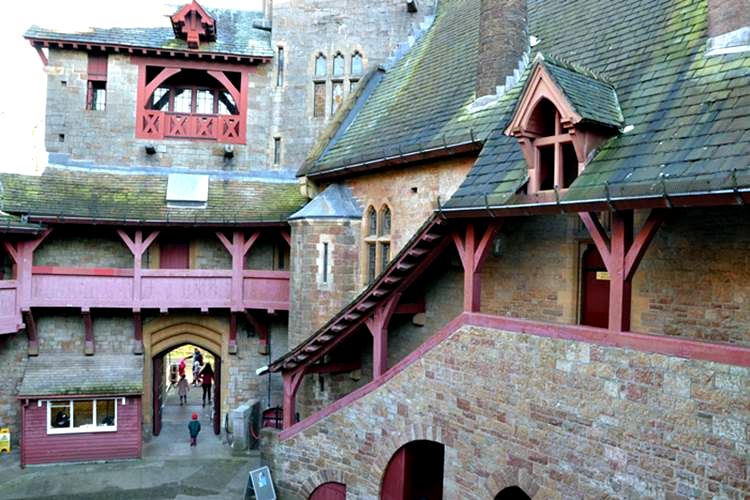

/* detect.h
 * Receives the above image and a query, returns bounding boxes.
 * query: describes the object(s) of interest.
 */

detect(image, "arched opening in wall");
[309,481,346,500]
[495,485,532,500]
[380,440,444,500]
[580,243,609,328]
[152,342,221,437]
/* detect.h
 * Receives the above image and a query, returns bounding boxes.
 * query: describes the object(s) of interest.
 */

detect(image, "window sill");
[47,426,118,435]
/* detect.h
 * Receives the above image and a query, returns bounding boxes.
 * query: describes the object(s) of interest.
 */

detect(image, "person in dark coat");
[199,362,214,407]
[188,412,201,446]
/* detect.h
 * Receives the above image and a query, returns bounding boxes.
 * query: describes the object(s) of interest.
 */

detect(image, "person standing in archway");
[199,362,214,408]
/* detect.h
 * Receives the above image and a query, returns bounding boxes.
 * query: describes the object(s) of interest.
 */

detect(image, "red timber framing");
[452,221,502,312]
[133,57,252,144]
[170,1,216,49]
[271,216,452,429]
[578,210,667,331]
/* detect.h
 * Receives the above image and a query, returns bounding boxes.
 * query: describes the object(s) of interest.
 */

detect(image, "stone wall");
[287,218,361,349]
[0,333,28,446]
[35,229,132,268]
[632,207,750,345]
[44,50,276,171]
[270,0,437,171]
[262,324,750,499]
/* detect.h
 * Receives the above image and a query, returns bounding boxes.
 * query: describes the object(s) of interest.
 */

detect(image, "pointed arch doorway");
[143,317,229,438]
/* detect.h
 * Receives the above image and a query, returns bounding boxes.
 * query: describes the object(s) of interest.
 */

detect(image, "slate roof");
[18,354,143,397]
[539,56,624,129]
[0,165,306,225]
[288,184,362,220]
[25,8,273,59]
[0,211,44,234]
[445,0,750,210]
[303,0,500,177]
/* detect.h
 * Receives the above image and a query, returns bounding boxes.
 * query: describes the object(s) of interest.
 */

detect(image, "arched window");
[363,204,392,285]
[495,486,531,500]
[332,53,345,77]
[351,51,363,76]
[309,482,346,500]
[315,54,327,78]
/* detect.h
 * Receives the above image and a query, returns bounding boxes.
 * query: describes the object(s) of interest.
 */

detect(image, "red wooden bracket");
[2,242,19,264]
[215,231,233,254]
[207,70,240,105]
[133,312,143,355]
[229,312,238,354]
[244,310,269,354]
[365,293,401,378]
[282,367,306,429]
[452,221,503,312]
[624,209,667,281]
[280,231,291,247]
[578,212,612,270]
[243,231,261,256]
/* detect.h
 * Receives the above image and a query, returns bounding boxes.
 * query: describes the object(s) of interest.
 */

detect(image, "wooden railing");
[28,266,289,311]
[137,110,243,144]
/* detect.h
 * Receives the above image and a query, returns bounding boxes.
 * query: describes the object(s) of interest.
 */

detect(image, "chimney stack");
[706,0,749,54]
[476,0,527,98]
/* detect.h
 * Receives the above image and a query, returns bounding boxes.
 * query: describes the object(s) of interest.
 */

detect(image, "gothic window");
[313,82,326,117]
[363,204,393,285]
[351,51,363,76]
[315,54,327,78]
[333,53,345,77]
[273,136,281,165]
[331,81,344,115]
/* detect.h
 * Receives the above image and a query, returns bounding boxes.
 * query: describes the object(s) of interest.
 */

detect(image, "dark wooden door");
[381,440,444,500]
[309,482,346,500]
[160,240,189,269]
[152,355,164,436]
[213,356,221,435]
[580,244,610,328]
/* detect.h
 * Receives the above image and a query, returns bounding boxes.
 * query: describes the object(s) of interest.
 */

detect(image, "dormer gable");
[505,55,623,194]
[170,1,217,49]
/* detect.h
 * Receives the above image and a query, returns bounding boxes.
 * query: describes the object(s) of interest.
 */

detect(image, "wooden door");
[381,441,444,500]
[580,244,609,328]
[160,240,189,269]
[309,482,346,500]
[381,446,407,500]
[213,356,221,435]
[152,355,164,436]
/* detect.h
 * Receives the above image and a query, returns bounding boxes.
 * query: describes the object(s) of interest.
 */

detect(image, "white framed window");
[46,398,118,434]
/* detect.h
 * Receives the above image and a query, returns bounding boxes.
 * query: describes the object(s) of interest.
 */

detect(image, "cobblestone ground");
[0,390,261,499]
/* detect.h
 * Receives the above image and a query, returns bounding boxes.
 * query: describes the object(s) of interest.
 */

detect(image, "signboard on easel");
[245,465,276,500]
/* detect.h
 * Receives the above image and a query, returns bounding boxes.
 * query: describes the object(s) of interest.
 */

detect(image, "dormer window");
[170,1,216,49]
[506,56,624,195]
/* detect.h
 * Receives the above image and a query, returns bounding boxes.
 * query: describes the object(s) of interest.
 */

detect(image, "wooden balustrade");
[137,110,242,143]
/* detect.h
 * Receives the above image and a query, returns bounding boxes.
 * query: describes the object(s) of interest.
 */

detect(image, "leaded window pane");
[379,206,391,236]
[218,91,237,115]
[367,243,377,283]
[196,89,214,114]
[313,82,326,117]
[380,242,390,271]
[315,55,327,78]
[173,88,192,113]
[351,52,363,75]
[151,87,170,111]
[367,207,377,236]
[333,54,345,77]
[331,81,344,115]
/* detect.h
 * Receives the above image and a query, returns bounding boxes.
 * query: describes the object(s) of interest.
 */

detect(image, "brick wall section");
[262,324,750,499]
[480,214,580,324]
[35,230,132,268]
[708,0,750,37]
[632,208,750,345]
[0,333,28,446]
[476,0,527,97]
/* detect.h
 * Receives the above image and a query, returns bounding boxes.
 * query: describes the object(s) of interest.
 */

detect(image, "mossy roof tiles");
[25,8,272,58]
[304,0,499,176]
[0,166,306,225]
[445,0,750,209]
[18,354,143,397]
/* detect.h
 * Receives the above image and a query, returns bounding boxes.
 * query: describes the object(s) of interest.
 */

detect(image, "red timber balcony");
[27,267,289,312]
[139,111,242,144]
[0,228,290,353]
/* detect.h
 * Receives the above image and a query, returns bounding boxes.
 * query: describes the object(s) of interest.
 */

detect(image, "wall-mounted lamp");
[224,144,235,159]
[144,144,156,155]
[492,234,504,257]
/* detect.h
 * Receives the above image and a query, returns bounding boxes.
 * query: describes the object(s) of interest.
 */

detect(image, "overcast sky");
[0,0,262,174]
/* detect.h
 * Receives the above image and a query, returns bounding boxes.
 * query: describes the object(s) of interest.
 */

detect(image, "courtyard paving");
[0,387,260,499]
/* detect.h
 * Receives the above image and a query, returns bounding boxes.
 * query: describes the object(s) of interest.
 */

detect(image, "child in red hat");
[188,413,201,447]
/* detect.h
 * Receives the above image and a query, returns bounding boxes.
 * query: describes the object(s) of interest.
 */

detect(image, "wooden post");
[217,230,260,312]
[118,229,159,312]
[364,293,401,379]
[82,309,94,355]
[452,222,502,313]
[133,312,143,355]
[22,310,38,356]
[282,368,304,429]
[579,210,666,332]
[229,312,238,354]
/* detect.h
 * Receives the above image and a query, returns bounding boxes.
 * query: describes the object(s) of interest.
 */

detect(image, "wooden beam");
[2,242,19,264]
[133,312,143,355]
[242,231,261,256]
[229,312,238,354]
[23,310,38,356]
[306,360,361,375]
[453,222,501,313]
[364,293,401,378]
[280,231,291,247]
[282,368,305,429]
[578,212,611,271]
[624,209,667,281]
[83,310,94,355]
[215,231,233,254]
